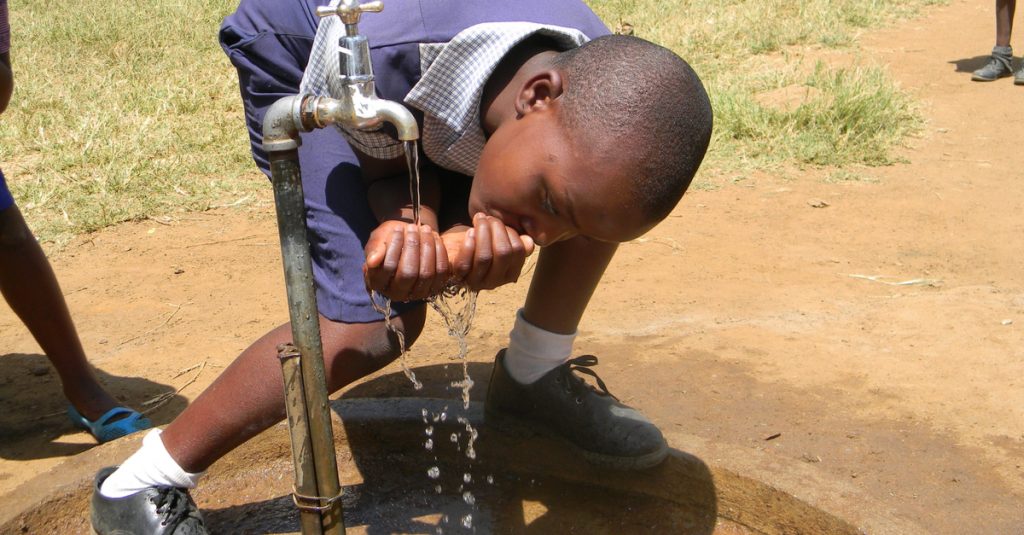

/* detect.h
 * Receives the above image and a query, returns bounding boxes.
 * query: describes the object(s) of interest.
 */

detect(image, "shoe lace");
[150,486,202,529]
[560,355,619,402]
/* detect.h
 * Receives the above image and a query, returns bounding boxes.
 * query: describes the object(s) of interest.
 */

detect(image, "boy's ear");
[514,69,564,117]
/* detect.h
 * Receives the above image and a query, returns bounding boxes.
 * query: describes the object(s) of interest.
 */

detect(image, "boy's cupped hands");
[363,212,535,302]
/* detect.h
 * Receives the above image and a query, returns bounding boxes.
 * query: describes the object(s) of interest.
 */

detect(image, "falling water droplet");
[425,438,433,450]
[427,466,440,479]
[463,473,472,483]
[487,475,494,484]
[461,514,473,529]
[463,491,476,505]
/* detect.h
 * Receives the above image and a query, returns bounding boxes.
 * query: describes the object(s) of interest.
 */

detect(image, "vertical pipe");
[269,148,345,534]
[277,343,324,535]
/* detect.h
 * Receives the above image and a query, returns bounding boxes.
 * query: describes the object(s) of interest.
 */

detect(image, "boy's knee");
[371,306,427,360]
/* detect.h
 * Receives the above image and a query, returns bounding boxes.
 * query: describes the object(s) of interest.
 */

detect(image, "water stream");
[368,140,483,531]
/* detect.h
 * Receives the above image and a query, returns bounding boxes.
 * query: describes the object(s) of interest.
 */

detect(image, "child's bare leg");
[160,306,427,473]
[0,206,120,419]
[996,0,1017,46]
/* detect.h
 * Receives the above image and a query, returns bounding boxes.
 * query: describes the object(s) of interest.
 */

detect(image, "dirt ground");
[1,0,1022,533]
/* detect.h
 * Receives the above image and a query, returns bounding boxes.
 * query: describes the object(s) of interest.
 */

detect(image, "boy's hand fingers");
[520,234,536,257]
[367,227,405,293]
[408,226,437,301]
[430,237,451,297]
[389,224,422,300]
[480,216,513,289]
[466,214,494,287]
[452,228,475,282]
[364,235,387,269]
[502,226,528,283]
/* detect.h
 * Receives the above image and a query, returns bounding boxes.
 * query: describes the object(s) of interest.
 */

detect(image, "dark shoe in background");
[972,46,1014,81]
[91,466,208,535]
[485,350,668,470]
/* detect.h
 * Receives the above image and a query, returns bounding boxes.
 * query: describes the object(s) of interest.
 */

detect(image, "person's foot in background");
[972,46,1014,81]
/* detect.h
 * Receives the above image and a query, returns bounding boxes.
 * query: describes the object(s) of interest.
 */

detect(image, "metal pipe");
[264,99,345,535]
[262,3,421,525]
[277,343,325,535]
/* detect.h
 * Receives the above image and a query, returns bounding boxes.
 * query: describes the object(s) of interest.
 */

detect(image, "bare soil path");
[1,0,1022,532]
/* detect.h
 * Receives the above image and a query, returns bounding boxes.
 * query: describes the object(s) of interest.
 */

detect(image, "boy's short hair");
[553,35,713,223]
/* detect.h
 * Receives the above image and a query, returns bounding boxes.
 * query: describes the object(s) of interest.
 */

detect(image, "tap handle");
[315,0,383,25]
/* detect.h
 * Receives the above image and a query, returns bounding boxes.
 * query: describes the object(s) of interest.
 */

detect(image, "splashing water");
[369,290,422,390]
[429,286,478,410]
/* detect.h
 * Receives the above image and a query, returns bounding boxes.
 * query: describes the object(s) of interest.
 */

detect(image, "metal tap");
[306,0,419,140]
[263,0,418,152]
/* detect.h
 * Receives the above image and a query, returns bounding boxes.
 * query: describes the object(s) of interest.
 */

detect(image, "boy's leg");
[91,309,423,535]
[158,309,425,473]
[0,204,122,421]
[485,237,669,469]
[975,0,1017,80]
[996,0,1016,46]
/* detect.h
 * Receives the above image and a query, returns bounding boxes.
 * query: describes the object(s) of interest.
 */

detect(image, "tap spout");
[304,92,419,142]
[367,98,419,141]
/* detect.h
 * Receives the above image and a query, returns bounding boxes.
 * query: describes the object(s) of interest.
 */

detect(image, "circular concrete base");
[1,397,860,534]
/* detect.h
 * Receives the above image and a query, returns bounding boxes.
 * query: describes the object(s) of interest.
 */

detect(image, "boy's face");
[469,108,654,246]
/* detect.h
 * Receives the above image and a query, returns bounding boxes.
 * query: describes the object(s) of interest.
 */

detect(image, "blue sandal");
[67,405,153,444]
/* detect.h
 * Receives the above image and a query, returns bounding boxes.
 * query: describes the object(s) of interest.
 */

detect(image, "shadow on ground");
[0,352,186,461]
[948,55,997,73]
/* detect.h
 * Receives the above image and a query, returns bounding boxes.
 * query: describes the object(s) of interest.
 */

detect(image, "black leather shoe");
[485,350,668,470]
[972,48,1014,81]
[91,467,208,535]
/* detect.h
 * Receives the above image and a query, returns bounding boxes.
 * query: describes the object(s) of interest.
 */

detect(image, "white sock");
[504,308,576,384]
[99,429,204,498]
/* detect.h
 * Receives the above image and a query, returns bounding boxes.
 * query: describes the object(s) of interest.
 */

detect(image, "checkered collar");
[405,23,588,177]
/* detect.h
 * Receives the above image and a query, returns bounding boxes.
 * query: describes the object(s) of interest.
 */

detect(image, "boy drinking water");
[91,0,712,532]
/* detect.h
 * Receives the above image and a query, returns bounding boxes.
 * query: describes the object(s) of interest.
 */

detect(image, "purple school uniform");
[220,0,609,323]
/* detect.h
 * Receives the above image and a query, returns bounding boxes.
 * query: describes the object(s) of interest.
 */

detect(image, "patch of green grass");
[0,0,263,245]
[590,0,942,184]
[589,0,946,67]
[711,62,920,169]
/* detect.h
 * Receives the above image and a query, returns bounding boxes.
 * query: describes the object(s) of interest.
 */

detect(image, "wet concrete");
[0,389,862,534]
